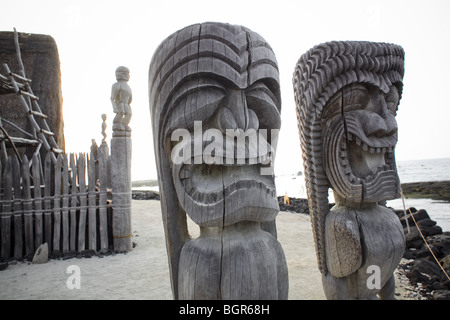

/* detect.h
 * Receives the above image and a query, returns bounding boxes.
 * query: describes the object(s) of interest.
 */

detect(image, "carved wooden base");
[178,221,288,299]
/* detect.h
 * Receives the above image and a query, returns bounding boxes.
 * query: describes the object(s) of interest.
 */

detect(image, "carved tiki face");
[149,21,281,229]
[322,82,401,203]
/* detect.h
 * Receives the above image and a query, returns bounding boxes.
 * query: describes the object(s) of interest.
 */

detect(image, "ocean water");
[276,158,450,232]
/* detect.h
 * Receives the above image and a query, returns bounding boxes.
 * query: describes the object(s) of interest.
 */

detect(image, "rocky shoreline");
[132,190,160,200]
[393,207,450,300]
[401,180,450,202]
[132,190,450,300]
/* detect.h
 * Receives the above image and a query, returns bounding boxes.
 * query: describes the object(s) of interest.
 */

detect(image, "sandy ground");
[0,200,412,300]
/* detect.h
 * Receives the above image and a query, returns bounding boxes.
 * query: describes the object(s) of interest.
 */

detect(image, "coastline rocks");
[401,181,450,202]
[277,196,334,214]
[277,197,309,214]
[393,207,450,300]
[132,190,160,200]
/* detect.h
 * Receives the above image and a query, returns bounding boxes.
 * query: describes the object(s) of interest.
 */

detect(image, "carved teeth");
[362,143,368,151]
[340,135,397,183]
[349,138,394,155]
[179,168,191,180]
[347,133,353,141]
[343,166,352,174]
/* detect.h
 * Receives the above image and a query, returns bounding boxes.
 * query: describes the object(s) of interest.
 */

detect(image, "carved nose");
[364,97,398,138]
[216,90,259,133]
[226,90,249,130]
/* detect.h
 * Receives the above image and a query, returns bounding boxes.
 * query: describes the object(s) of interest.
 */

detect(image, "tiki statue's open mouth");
[323,84,401,203]
[171,131,279,227]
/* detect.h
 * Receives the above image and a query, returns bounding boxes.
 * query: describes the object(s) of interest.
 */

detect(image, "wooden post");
[44,152,53,252]
[88,154,97,251]
[1,158,12,259]
[111,129,132,252]
[69,153,78,251]
[12,155,23,259]
[61,154,69,252]
[53,155,62,252]
[32,154,43,249]
[21,155,34,259]
[110,65,132,252]
[77,153,87,252]
[98,149,108,251]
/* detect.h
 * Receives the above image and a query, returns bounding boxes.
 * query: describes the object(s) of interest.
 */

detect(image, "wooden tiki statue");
[293,41,406,299]
[149,22,288,300]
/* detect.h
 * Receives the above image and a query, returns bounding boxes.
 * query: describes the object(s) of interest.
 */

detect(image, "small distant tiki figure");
[149,22,288,300]
[101,113,107,142]
[293,41,406,299]
[111,66,132,131]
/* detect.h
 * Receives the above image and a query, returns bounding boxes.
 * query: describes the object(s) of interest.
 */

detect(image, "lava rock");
[400,209,431,227]
[405,225,443,242]
[411,258,443,278]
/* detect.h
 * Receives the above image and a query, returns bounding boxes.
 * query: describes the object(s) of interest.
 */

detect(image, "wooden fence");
[0,148,112,261]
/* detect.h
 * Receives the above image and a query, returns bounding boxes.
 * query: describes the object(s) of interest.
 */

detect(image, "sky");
[1,0,450,181]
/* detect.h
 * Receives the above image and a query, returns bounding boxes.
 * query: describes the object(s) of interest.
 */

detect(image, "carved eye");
[385,86,399,115]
